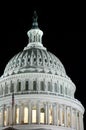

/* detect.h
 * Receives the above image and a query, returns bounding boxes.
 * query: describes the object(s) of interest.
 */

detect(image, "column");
[19,104,22,124]
[1,108,4,127]
[6,107,8,126]
[47,102,49,125]
[81,114,84,130]
[77,111,79,130]
[56,104,58,126]
[13,104,16,124]
[70,107,73,128]
[79,112,81,130]
[64,105,67,127]
[76,110,78,130]
[52,104,54,125]
[28,101,31,124]
[60,105,62,126]
[9,105,12,125]
[44,103,47,124]
[37,101,40,124]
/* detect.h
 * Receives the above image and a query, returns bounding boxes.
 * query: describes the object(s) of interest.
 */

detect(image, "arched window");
[40,108,45,124]
[33,81,37,91]
[25,81,29,91]
[24,107,28,123]
[17,82,21,92]
[16,106,19,124]
[32,106,36,123]
[40,81,44,91]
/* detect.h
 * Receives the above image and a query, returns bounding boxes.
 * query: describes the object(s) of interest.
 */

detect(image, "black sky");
[0,1,86,128]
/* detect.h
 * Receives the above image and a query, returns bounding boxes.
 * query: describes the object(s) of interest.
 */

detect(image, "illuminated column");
[52,104,56,125]
[70,107,73,128]
[52,104,54,125]
[6,108,8,126]
[1,108,4,126]
[37,101,40,124]
[79,112,82,130]
[81,114,84,130]
[60,105,62,126]
[76,110,78,130]
[77,111,79,130]
[28,101,31,124]
[21,103,24,124]
[56,103,58,126]
[19,104,22,124]
[47,102,49,125]
[13,104,16,124]
[9,105,12,125]
[8,106,10,125]
[64,105,67,127]
[44,103,47,124]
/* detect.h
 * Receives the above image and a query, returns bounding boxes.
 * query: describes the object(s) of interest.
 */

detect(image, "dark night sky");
[0,1,86,128]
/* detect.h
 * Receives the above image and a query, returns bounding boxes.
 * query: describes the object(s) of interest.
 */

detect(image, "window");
[40,81,44,91]
[24,107,28,123]
[40,108,45,124]
[65,87,67,95]
[54,83,57,92]
[33,81,37,91]
[25,81,29,91]
[17,82,21,92]
[60,85,63,94]
[48,82,52,92]
[0,87,3,95]
[32,106,36,123]
[16,106,19,124]
[10,82,14,93]
[5,86,8,94]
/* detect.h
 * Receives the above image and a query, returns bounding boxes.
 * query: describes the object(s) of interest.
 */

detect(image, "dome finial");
[32,11,38,29]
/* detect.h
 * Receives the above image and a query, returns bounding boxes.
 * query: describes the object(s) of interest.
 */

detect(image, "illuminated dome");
[3,46,66,78]
[0,11,84,130]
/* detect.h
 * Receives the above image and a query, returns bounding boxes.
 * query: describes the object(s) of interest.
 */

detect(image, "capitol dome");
[3,45,66,78]
[0,11,84,130]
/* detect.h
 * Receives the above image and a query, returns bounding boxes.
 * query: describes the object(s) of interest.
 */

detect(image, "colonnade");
[0,101,84,130]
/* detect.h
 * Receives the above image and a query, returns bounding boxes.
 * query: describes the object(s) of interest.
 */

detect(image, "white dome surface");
[3,47,66,77]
